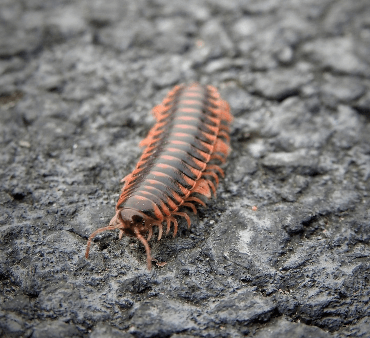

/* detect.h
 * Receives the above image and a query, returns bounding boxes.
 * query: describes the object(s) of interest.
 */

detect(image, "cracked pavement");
[0,0,370,337]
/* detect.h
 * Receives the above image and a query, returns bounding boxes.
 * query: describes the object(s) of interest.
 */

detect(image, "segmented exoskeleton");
[85,83,232,269]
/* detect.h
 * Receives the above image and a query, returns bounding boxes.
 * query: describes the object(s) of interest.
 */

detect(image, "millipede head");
[114,208,150,236]
[85,208,156,269]
[118,209,156,269]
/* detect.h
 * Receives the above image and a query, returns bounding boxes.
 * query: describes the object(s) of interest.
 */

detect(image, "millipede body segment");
[85,83,232,269]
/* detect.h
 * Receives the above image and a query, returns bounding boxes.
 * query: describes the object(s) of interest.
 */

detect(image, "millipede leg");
[151,104,167,120]
[182,202,197,214]
[214,138,230,156]
[172,218,179,237]
[207,180,217,197]
[85,225,119,258]
[120,173,132,184]
[202,170,219,184]
[174,212,191,229]
[147,227,153,241]
[186,196,206,207]
[219,124,230,132]
[211,153,226,163]
[192,179,212,198]
[135,228,153,270]
[166,217,172,235]
[207,164,225,177]
[218,130,230,142]
[157,223,163,241]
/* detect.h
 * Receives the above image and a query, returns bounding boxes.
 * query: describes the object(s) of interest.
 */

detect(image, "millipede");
[85,83,232,269]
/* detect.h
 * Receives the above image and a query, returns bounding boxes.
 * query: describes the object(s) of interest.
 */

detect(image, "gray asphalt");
[0,0,369,337]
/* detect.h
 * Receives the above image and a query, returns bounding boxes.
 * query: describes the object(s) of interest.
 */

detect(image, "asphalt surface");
[0,0,370,337]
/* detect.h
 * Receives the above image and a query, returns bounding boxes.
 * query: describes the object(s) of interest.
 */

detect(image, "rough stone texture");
[0,0,369,337]
[254,317,332,338]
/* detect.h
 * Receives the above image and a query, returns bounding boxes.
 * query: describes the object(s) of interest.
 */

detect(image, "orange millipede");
[85,83,232,269]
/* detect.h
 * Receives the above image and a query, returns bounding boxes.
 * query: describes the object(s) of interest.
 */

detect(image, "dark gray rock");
[355,91,370,118]
[323,0,370,38]
[200,19,234,58]
[0,312,27,338]
[321,74,366,103]
[0,25,42,57]
[90,322,133,338]
[338,317,370,338]
[302,37,370,76]
[97,21,143,52]
[85,0,129,26]
[1,0,370,338]
[251,67,313,101]
[261,149,320,175]
[220,85,261,116]
[128,300,196,338]
[205,291,276,325]
[32,320,81,338]
[253,317,331,338]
